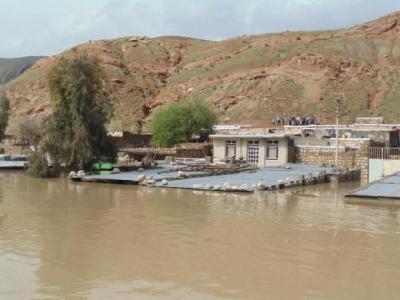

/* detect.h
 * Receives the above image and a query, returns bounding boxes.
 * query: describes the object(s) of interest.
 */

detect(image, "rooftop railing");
[369,147,400,160]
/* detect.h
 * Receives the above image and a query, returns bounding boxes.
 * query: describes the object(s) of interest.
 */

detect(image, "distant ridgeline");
[0,57,43,85]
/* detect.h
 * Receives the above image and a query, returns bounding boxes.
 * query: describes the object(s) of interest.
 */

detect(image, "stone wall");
[295,140,370,185]
[292,136,330,146]
[0,144,27,155]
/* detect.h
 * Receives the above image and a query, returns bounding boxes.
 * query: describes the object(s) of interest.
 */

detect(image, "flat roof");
[210,133,287,139]
[213,125,252,130]
[285,124,400,132]
[154,164,335,191]
[346,172,400,199]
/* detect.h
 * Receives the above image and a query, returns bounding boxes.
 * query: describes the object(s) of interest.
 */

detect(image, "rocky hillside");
[0,57,43,85]
[2,12,400,133]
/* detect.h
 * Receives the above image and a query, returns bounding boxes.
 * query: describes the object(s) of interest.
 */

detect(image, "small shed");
[119,147,176,162]
[109,132,152,149]
[175,143,212,159]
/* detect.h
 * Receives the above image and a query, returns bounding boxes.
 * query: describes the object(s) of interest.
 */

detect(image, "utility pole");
[335,99,341,167]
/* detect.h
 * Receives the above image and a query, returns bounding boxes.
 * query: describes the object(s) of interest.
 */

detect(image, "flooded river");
[0,173,400,299]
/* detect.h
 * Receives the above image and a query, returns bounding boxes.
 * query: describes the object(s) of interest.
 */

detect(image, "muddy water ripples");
[0,174,400,299]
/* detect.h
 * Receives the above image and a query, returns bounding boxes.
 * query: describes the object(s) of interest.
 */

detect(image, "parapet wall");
[294,140,370,185]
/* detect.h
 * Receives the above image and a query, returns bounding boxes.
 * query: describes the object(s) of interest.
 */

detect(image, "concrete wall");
[0,144,27,155]
[213,138,226,161]
[238,139,246,159]
[369,159,400,182]
[258,139,267,167]
[295,140,370,185]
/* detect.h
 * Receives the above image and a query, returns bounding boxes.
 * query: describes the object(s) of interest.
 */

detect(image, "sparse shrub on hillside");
[0,93,10,141]
[150,98,216,147]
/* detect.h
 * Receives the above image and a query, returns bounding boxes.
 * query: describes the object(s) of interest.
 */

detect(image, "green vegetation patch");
[150,97,216,147]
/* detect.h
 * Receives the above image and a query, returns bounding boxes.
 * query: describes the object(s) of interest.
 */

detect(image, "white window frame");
[225,140,236,159]
[266,140,279,160]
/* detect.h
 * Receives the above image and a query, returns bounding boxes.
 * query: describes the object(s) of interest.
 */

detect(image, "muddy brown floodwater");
[0,173,400,300]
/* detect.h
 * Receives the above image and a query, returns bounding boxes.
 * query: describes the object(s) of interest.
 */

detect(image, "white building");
[210,126,290,167]
[284,120,400,147]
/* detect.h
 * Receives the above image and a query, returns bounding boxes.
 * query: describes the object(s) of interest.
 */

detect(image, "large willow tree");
[45,55,115,171]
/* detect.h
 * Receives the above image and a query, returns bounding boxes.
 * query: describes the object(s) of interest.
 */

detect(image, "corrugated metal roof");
[347,172,400,199]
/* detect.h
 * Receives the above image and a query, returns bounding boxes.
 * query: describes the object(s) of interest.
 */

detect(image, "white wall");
[238,139,246,160]
[213,138,226,161]
[369,159,400,182]
[258,139,266,167]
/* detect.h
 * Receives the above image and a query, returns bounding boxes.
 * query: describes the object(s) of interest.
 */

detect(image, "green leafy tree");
[44,55,115,172]
[150,99,216,147]
[0,93,10,141]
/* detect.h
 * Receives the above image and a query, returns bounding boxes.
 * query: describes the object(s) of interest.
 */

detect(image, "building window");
[225,140,236,159]
[267,140,279,160]
[247,140,260,163]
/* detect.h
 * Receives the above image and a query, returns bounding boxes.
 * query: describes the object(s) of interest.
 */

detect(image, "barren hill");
[2,12,400,133]
[0,56,43,85]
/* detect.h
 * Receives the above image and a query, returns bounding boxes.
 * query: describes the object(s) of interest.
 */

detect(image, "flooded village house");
[210,125,290,167]
[284,117,400,184]
[209,118,400,186]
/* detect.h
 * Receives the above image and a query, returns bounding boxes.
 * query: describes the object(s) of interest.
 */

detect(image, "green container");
[92,162,116,171]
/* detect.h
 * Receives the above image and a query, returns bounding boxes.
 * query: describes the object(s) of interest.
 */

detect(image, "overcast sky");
[1,0,399,57]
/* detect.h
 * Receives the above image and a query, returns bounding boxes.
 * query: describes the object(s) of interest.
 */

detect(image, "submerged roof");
[347,172,400,199]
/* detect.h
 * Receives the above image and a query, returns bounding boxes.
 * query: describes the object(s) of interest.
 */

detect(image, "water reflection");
[0,174,400,299]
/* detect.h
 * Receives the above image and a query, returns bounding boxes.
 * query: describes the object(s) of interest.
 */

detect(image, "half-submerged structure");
[210,125,291,167]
